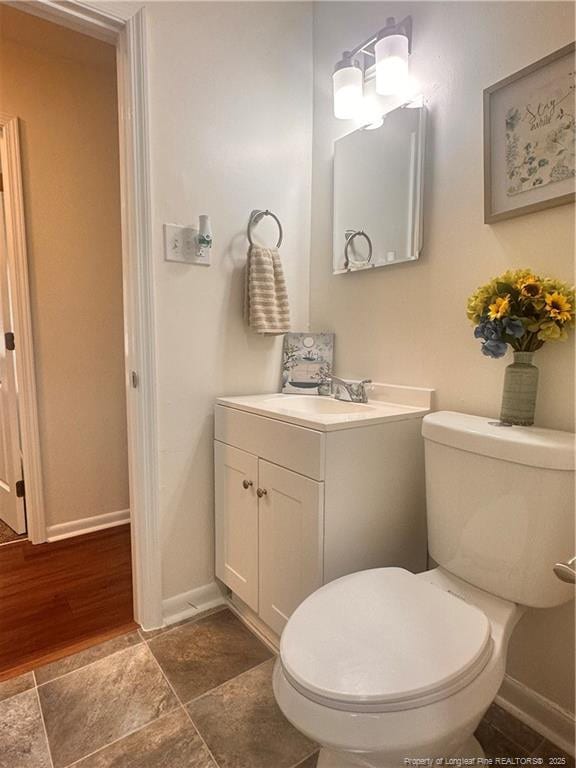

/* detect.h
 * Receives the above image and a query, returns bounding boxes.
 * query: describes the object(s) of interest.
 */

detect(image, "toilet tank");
[422,412,575,608]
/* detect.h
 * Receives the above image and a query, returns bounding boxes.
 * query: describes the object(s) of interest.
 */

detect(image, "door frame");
[1,1,163,629]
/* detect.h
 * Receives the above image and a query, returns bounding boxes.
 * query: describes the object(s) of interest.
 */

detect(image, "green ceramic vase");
[500,351,539,426]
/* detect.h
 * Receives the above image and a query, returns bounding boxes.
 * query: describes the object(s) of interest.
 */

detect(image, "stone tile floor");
[0,517,26,546]
[0,606,573,768]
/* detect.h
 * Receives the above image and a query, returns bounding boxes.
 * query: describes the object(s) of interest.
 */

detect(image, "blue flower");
[474,319,503,341]
[502,317,525,339]
[474,318,514,358]
[474,324,485,339]
[481,339,508,358]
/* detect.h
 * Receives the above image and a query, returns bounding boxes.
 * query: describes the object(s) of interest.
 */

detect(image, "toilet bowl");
[273,567,522,768]
[273,412,574,768]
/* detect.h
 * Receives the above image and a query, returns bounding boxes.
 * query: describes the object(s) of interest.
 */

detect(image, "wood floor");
[0,525,135,678]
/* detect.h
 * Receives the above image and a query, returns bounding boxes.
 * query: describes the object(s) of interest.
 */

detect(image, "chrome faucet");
[331,376,372,404]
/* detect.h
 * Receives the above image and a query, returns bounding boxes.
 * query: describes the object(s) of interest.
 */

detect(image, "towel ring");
[248,209,283,248]
[344,229,373,269]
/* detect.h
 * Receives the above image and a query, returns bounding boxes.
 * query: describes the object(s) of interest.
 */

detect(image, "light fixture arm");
[346,15,413,62]
[348,34,377,61]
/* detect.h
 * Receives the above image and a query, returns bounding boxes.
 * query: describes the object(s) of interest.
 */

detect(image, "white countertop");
[216,385,433,432]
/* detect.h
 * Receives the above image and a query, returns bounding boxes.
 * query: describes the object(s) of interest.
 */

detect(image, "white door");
[258,460,324,635]
[215,441,259,611]
[0,191,25,534]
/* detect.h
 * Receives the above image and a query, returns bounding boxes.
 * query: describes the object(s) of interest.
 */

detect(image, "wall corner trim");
[497,674,576,756]
[160,582,226,630]
[45,509,130,542]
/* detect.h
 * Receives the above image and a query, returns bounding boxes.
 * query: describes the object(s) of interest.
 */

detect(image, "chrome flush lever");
[553,556,576,584]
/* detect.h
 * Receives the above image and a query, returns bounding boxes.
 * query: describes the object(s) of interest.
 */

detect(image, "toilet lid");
[280,568,493,713]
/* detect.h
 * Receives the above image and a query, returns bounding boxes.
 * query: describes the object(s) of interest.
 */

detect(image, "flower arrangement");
[467,268,575,359]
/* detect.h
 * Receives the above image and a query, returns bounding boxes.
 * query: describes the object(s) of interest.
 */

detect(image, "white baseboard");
[46,509,130,542]
[497,675,575,756]
[162,582,226,627]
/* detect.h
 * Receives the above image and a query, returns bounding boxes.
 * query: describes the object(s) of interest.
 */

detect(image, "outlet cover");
[164,223,209,265]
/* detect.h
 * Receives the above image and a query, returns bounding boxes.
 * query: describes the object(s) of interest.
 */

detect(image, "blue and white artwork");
[281,333,334,395]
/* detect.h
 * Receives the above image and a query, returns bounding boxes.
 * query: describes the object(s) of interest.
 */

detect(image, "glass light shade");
[375,33,409,95]
[333,63,363,120]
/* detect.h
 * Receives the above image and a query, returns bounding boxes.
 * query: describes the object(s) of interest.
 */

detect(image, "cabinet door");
[215,441,259,611]
[258,460,324,635]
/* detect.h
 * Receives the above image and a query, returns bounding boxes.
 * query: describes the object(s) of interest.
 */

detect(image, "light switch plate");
[164,223,210,265]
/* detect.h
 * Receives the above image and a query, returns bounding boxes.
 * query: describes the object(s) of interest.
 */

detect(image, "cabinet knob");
[242,480,253,490]
[256,487,267,498]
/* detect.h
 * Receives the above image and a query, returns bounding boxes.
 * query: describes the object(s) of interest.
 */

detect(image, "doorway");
[1,4,129,540]
[0,0,162,661]
[0,6,135,671]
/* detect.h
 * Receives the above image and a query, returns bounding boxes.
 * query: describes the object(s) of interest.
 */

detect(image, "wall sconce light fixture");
[333,52,363,120]
[375,16,412,95]
[332,16,413,120]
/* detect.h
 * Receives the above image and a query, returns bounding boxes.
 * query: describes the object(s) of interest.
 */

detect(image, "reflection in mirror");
[333,105,426,274]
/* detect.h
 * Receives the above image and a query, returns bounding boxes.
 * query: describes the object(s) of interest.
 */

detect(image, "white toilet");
[273,411,575,768]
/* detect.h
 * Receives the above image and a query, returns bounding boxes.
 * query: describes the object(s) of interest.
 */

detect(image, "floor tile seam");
[0,672,38,704]
[34,684,55,768]
[286,747,320,768]
[34,637,145,689]
[144,641,222,768]
[527,735,546,756]
[0,682,39,707]
[141,606,228,644]
[144,642,190,709]
[184,687,318,768]
[180,703,223,768]
[61,709,177,768]
[181,656,276,708]
[528,735,564,757]
[487,719,546,756]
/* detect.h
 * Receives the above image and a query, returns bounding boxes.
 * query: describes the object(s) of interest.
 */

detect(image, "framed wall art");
[281,333,334,395]
[484,42,575,223]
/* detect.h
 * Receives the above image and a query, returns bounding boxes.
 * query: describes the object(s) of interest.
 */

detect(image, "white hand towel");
[244,245,291,335]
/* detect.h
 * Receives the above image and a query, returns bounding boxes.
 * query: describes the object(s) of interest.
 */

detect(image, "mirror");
[333,105,426,274]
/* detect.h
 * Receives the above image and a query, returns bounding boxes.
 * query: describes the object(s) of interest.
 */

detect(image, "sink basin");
[217,388,433,432]
[257,395,377,415]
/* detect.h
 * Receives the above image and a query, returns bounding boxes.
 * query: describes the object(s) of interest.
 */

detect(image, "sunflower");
[488,295,511,320]
[545,292,572,322]
[518,276,541,299]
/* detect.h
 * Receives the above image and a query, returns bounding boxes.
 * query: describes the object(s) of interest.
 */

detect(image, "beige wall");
[0,7,129,527]
[310,2,575,713]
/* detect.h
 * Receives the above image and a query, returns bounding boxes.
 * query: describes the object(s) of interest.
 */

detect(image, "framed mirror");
[333,105,426,274]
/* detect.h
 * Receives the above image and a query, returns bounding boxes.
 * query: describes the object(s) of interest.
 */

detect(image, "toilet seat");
[280,568,493,714]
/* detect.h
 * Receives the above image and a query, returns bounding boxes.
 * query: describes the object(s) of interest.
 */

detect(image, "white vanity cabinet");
[214,390,431,640]
[258,460,324,634]
[215,440,323,634]
[214,442,260,610]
